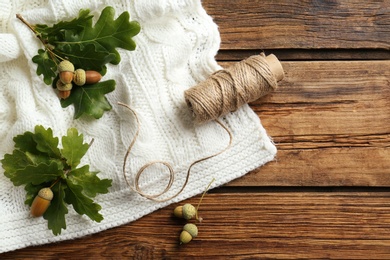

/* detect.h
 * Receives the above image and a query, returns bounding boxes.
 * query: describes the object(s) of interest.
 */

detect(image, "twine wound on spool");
[184,53,284,124]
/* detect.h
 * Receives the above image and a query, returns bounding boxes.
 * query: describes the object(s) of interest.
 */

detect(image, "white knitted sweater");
[0,0,276,253]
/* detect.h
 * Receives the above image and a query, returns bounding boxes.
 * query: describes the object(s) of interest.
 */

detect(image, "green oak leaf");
[61,6,140,65]
[14,129,61,166]
[1,127,64,180]
[1,151,59,180]
[33,125,61,159]
[55,44,116,74]
[60,80,116,119]
[27,6,139,119]
[65,179,103,222]
[32,49,57,85]
[44,181,68,235]
[1,150,31,179]
[35,9,93,41]
[9,161,63,186]
[61,128,90,168]
[13,131,41,154]
[67,165,112,198]
[1,125,112,235]
[25,152,61,167]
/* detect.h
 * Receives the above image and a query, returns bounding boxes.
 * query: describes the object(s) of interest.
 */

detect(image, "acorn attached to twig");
[173,178,215,245]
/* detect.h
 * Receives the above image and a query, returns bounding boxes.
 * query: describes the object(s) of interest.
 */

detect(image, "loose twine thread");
[184,53,278,123]
[119,102,232,202]
[120,53,282,201]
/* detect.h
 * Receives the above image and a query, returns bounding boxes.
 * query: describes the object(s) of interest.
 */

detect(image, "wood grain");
[218,60,390,186]
[1,0,389,258]
[2,192,390,259]
[216,49,390,62]
[203,0,390,50]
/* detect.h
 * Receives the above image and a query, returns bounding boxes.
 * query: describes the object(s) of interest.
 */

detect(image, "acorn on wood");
[30,187,53,217]
[173,203,197,220]
[180,223,198,244]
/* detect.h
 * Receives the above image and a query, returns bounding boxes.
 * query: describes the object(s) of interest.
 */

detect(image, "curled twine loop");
[118,102,233,202]
[184,53,279,124]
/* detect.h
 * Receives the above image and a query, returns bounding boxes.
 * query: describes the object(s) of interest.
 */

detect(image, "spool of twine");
[184,53,284,124]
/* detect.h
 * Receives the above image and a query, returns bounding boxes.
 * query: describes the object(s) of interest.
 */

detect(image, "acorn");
[180,223,198,244]
[73,69,102,86]
[58,90,70,99]
[173,203,196,220]
[30,187,53,217]
[56,79,73,99]
[58,60,75,84]
[85,70,102,84]
[58,90,71,99]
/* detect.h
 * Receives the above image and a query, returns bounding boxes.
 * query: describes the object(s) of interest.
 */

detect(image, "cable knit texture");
[0,0,277,253]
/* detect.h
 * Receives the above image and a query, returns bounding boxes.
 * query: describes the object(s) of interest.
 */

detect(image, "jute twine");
[184,53,278,123]
[119,53,283,201]
[119,102,232,202]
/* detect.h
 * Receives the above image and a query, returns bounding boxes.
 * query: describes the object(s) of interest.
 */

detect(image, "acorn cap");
[182,203,196,220]
[183,223,198,238]
[74,69,86,86]
[58,60,75,72]
[38,188,53,201]
[56,80,73,91]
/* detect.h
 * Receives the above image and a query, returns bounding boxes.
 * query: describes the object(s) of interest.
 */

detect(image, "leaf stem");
[50,177,61,189]
[46,47,64,64]
[16,14,46,45]
[16,14,39,35]
[16,14,64,63]
[49,168,71,189]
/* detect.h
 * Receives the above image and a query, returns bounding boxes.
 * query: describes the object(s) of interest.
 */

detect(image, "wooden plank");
[2,192,390,259]
[233,148,390,186]
[216,60,390,186]
[203,0,390,50]
[253,61,390,137]
[216,49,390,62]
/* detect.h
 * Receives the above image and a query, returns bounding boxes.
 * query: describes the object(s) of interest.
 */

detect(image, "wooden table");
[2,1,390,259]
